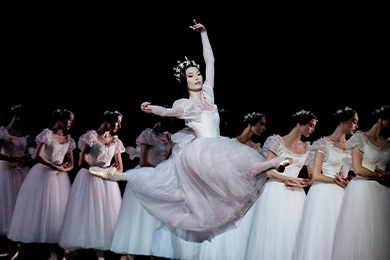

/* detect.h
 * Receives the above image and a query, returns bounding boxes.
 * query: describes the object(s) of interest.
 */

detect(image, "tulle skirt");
[332,177,390,260]
[127,136,267,242]
[245,179,306,260]
[0,161,29,236]
[59,169,122,250]
[110,183,159,255]
[7,163,70,243]
[197,198,257,260]
[292,181,345,260]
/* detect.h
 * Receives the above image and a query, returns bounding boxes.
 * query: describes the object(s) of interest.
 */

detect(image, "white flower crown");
[243,112,263,122]
[372,105,389,115]
[292,109,312,117]
[334,106,353,115]
[173,56,200,83]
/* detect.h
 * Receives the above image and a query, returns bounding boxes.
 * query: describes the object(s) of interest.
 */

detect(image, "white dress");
[245,134,311,260]
[292,137,351,260]
[332,131,390,260]
[59,130,124,251]
[110,128,173,255]
[7,129,75,243]
[0,126,32,236]
[197,141,265,260]
[124,85,268,242]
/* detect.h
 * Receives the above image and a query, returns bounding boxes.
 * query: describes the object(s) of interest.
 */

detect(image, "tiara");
[334,106,353,115]
[173,56,200,83]
[292,109,312,117]
[243,112,264,122]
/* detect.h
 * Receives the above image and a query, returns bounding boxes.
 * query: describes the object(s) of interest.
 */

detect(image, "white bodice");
[173,85,220,138]
[264,134,311,178]
[0,126,31,157]
[78,130,125,167]
[36,129,75,163]
[310,137,351,178]
[347,131,390,172]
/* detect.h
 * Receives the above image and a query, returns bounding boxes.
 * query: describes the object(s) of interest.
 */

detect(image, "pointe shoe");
[89,166,118,178]
[276,158,293,173]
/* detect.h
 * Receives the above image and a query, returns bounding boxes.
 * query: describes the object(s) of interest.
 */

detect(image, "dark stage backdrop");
[2,5,388,151]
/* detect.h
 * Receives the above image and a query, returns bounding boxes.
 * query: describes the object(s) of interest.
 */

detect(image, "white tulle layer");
[7,164,70,243]
[126,136,267,242]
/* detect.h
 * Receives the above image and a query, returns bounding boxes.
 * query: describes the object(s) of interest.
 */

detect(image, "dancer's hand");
[375,166,390,187]
[333,173,349,189]
[189,19,206,33]
[141,102,152,113]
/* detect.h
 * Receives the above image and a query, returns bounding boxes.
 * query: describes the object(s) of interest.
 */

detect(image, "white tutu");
[292,181,345,260]
[127,135,267,242]
[7,163,71,243]
[110,183,159,255]
[332,177,390,260]
[59,169,122,250]
[0,161,29,236]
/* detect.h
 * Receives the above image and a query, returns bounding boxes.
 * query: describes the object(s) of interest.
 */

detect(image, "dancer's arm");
[312,152,334,183]
[190,19,215,88]
[141,102,184,117]
[351,147,377,179]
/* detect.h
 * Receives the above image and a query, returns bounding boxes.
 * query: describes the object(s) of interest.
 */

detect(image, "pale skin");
[313,113,359,188]
[236,117,267,150]
[267,119,318,188]
[79,115,124,173]
[351,116,390,186]
[141,19,215,116]
[34,113,75,172]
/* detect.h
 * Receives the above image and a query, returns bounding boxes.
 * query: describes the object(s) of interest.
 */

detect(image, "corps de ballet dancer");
[89,19,291,243]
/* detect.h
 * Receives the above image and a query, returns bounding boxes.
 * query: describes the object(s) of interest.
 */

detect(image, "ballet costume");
[245,134,311,260]
[93,85,285,243]
[7,129,75,244]
[59,130,124,251]
[0,126,33,236]
[292,137,351,260]
[110,128,173,256]
[196,139,265,260]
[332,131,390,260]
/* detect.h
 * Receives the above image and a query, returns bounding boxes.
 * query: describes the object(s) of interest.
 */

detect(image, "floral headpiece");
[103,110,122,116]
[334,106,353,115]
[372,105,389,115]
[52,108,71,115]
[173,56,200,83]
[292,109,312,117]
[243,112,264,122]
[9,104,22,111]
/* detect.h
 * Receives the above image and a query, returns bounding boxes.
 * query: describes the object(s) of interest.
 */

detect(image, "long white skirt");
[245,179,306,260]
[127,136,267,242]
[0,161,29,236]
[292,181,345,260]
[332,177,390,260]
[7,163,70,243]
[59,169,122,250]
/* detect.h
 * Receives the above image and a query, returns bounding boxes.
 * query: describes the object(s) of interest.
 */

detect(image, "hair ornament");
[334,106,353,115]
[52,108,71,115]
[243,112,264,122]
[292,109,312,117]
[9,104,22,111]
[371,105,389,115]
[173,56,200,83]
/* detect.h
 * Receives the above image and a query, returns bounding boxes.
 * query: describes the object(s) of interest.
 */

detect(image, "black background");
[1,3,388,149]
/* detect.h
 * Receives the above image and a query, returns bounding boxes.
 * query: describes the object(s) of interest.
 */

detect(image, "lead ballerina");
[90,20,291,242]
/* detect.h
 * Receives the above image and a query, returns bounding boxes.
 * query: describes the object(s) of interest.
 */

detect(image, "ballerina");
[90,19,291,242]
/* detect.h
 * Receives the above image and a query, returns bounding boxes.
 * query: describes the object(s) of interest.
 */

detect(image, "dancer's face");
[251,117,267,136]
[343,113,359,135]
[59,113,74,131]
[107,115,122,133]
[299,119,317,138]
[186,67,203,91]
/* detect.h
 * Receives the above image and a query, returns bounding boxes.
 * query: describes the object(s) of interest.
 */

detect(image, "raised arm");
[190,19,215,88]
[141,102,184,117]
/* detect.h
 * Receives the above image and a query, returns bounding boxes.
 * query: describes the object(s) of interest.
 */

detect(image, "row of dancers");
[1,19,390,260]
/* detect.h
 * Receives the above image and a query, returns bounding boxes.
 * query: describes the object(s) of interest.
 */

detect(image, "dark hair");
[52,109,73,122]
[9,104,29,117]
[178,65,201,88]
[243,112,266,126]
[101,110,122,122]
[332,107,357,125]
[291,109,318,126]
[371,105,390,120]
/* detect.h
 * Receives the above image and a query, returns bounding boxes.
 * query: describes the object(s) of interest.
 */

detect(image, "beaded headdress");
[173,56,200,83]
